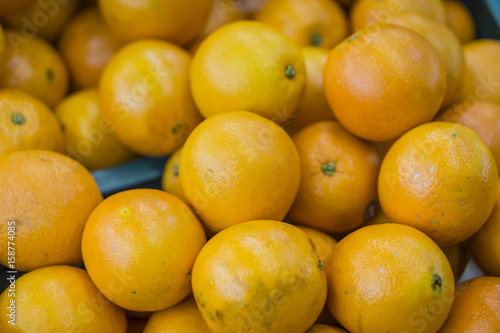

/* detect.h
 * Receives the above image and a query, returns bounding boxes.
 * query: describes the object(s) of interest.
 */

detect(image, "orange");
[443,0,476,43]
[179,111,300,233]
[306,325,347,332]
[324,25,446,142]
[58,7,126,89]
[326,224,454,333]
[436,100,500,175]
[469,183,500,276]
[0,150,102,271]
[100,40,202,156]
[0,29,68,108]
[98,0,211,45]
[349,0,446,31]
[2,0,78,41]
[192,220,327,333]
[379,122,498,247]
[55,89,135,171]
[255,0,348,49]
[0,0,36,15]
[82,189,207,312]
[0,89,64,156]
[439,277,500,332]
[0,266,126,332]
[288,121,380,233]
[284,47,335,135]
[295,225,337,264]
[190,21,306,124]
[388,12,465,108]
[161,146,186,202]
[461,39,500,105]
[143,297,210,333]
[441,242,469,281]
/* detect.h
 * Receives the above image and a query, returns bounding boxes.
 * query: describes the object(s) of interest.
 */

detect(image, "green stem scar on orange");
[432,274,443,292]
[322,162,336,176]
[12,113,26,125]
[285,65,296,79]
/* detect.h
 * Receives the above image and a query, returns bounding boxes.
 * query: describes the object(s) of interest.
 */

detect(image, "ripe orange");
[100,40,202,156]
[349,0,446,31]
[0,266,126,332]
[255,0,348,49]
[295,225,337,264]
[439,277,500,332]
[284,47,335,135]
[82,189,206,312]
[469,183,500,276]
[0,0,35,15]
[461,39,500,105]
[192,220,327,333]
[324,25,446,142]
[388,12,465,108]
[0,30,68,108]
[443,0,476,43]
[288,121,380,233]
[0,150,103,271]
[0,89,64,156]
[161,146,186,202]
[98,0,211,45]
[143,297,210,332]
[326,224,454,333]
[379,122,498,247]
[180,111,300,233]
[190,21,306,124]
[436,100,500,175]
[306,325,347,332]
[55,89,135,171]
[58,7,126,89]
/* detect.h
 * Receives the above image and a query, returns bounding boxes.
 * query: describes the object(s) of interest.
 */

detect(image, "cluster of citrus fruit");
[1,0,500,332]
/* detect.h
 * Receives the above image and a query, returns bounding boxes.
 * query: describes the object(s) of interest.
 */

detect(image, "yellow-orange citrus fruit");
[0,266,126,332]
[439,277,500,332]
[288,121,380,233]
[379,122,498,247]
[255,0,348,49]
[82,189,206,312]
[443,0,476,43]
[326,224,454,333]
[324,25,446,142]
[190,21,306,124]
[100,40,202,156]
[295,225,337,264]
[192,220,327,333]
[161,146,186,202]
[0,89,64,156]
[0,150,103,271]
[180,111,300,233]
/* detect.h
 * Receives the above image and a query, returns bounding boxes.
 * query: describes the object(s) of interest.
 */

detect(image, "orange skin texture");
[192,220,327,333]
[0,150,102,271]
[100,40,202,156]
[306,324,347,332]
[161,146,186,202]
[0,30,68,108]
[190,21,306,125]
[82,189,207,312]
[288,121,381,233]
[143,297,210,333]
[469,183,500,276]
[441,242,469,281]
[0,266,126,333]
[436,100,500,175]
[461,39,500,105]
[379,122,498,247]
[285,47,335,136]
[55,88,135,171]
[0,0,36,15]
[387,13,465,109]
[324,25,446,142]
[296,225,337,264]
[179,111,301,233]
[326,224,455,333]
[349,0,446,31]
[97,0,211,45]
[2,0,78,41]
[438,277,500,332]
[254,0,348,49]
[0,89,64,156]
[443,0,476,44]
[58,7,126,89]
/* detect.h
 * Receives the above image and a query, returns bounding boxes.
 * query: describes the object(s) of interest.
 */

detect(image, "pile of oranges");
[1,0,500,332]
